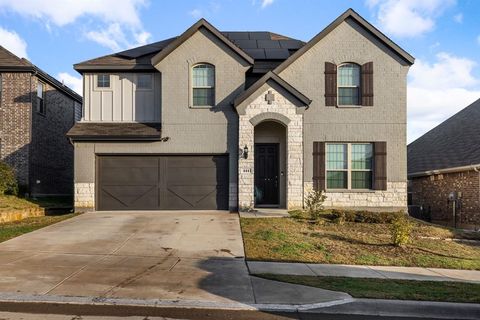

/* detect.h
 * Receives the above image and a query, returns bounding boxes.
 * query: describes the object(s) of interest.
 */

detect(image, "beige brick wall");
[238,86,303,210]
[304,181,407,211]
[74,182,95,209]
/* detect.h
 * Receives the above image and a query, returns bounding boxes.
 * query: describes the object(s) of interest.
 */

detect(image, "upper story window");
[326,143,373,190]
[337,63,360,106]
[36,82,45,114]
[97,74,111,88]
[137,74,152,90]
[192,64,215,106]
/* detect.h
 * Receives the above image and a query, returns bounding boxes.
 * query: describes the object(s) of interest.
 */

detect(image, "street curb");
[0,292,354,312]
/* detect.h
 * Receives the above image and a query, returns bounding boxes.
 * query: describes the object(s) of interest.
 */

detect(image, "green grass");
[0,195,73,213]
[240,214,480,269]
[257,274,480,303]
[0,213,78,243]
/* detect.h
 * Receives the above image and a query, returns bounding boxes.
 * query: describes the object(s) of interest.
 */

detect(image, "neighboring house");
[68,8,414,212]
[408,98,480,229]
[0,46,82,196]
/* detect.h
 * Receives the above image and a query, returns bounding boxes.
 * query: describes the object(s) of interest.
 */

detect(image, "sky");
[0,0,479,143]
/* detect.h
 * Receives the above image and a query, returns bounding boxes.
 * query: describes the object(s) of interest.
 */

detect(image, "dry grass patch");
[240,213,480,270]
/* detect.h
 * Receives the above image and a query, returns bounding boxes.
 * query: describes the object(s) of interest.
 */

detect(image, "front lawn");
[257,274,480,303]
[240,213,480,269]
[0,213,78,243]
[0,195,72,212]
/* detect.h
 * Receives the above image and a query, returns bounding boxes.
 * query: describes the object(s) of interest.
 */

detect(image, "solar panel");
[257,40,281,49]
[243,49,266,59]
[264,49,290,59]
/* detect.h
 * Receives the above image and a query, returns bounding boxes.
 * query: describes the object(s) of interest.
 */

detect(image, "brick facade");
[0,72,79,196]
[0,72,32,188]
[411,170,480,229]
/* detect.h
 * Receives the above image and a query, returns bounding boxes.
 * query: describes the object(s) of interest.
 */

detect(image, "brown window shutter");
[361,62,374,106]
[324,62,337,106]
[374,142,387,190]
[313,142,326,191]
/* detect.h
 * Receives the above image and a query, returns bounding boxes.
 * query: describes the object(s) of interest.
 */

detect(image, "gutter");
[408,163,480,178]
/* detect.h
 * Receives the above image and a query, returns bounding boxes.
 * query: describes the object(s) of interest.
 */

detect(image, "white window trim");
[337,63,361,107]
[326,142,373,191]
[94,74,113,91]
[190,63,215,108]
[136,74,153,91]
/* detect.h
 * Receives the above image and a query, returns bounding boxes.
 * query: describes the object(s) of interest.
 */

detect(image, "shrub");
[304,189,326,221]
[0,161,18,195]
[330,209,402,224]
[391,215,413,247]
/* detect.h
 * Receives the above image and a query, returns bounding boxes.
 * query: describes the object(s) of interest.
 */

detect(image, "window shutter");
[361,62,374,106]
[373,142,387,190]
[313,142,326,191]
[324,62,337,106]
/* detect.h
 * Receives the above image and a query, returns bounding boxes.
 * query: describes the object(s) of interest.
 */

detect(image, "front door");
[254,143,279,206]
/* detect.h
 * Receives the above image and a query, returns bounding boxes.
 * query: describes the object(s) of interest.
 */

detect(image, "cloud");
[408,52,480,142]
[0,26,28,58]
[85,23,151,51]
[453,13,463,23]
[0,0,150,51]
[261,0,274,8]
[367,0,455,37]
[57,72,83,95]
[188,9,203,19]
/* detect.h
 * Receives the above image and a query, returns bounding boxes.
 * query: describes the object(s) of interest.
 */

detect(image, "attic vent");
[265,90,275,104]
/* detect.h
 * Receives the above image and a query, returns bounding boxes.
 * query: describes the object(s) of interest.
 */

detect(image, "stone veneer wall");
[74,183,95,210]
[411,170,480,229]
[304,181,407,211]
[238,87,303,210]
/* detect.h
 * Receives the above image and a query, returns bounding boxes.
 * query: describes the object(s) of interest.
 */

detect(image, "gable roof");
[274,8,414,74]
[151,19,254,66]
[0,46,82,103]
[74,32,304,73]
[233,71,312,109]
[408,98,480,176]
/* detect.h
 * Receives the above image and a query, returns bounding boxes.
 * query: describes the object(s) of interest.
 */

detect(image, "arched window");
[338,63,360,105]
[192,64,215,106]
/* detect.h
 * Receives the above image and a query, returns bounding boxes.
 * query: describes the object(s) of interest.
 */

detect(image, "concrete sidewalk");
[247,261,480,283]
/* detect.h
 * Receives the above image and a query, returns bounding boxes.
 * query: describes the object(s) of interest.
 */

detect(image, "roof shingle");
[408,98,480,175]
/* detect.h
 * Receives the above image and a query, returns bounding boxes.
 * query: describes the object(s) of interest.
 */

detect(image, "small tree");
[390,215,413,247]
[305,188,326,221]
[0,161,18,195]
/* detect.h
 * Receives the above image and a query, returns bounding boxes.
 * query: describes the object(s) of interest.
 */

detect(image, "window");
[338,63,360,105]
[137,74,152,89]
[326,143,373,189]
[97,74,110,88]
[36,82,45,114]
[326,144,348,189]
[192,64,215,106]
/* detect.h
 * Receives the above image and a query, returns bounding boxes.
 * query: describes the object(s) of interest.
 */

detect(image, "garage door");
[97,155,229,211]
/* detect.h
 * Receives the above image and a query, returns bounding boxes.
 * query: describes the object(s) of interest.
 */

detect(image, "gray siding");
[83,73,161,122]
[278,19,409,183]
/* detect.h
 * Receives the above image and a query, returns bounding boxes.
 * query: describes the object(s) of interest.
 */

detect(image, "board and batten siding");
[82,73,161,122]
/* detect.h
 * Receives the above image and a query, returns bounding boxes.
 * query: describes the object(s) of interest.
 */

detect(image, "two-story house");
[0,46,82,196]
[68,9,414,212]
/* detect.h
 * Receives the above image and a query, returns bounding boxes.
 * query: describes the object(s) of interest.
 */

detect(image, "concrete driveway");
[0,211,349,307]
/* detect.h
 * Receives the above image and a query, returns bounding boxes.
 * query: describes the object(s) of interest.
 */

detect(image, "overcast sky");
[0,0,479,143]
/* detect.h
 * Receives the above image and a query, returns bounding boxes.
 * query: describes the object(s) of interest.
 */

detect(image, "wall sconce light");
[243,145,249,159]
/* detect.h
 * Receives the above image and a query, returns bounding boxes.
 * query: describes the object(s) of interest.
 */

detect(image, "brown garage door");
[97,155,229,211]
